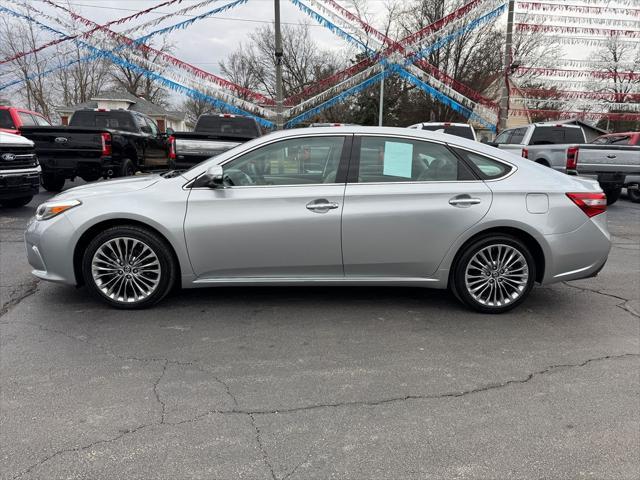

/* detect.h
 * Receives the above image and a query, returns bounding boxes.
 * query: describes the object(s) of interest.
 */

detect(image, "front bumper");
[0,169,40,199]
[25,214,78,285]
[542,213,611,284]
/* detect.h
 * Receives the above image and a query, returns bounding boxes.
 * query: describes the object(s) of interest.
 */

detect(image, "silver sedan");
[25,127,611,313]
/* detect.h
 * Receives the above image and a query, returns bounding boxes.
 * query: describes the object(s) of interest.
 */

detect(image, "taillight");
[168,135,176,160]
[100,132,112,156]
[522,148,528,159]
[566,192,607,217]
[567,146,579,170]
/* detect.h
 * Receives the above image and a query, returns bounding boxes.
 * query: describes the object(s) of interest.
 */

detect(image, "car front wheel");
[452,234,536,314]
[81,225,177,309]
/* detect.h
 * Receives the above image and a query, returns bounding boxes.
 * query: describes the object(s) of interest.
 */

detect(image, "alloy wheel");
[91,237,161,304]
[464,244,529,307]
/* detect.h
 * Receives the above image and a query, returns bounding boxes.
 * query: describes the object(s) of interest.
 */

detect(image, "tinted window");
[18,112,36,126]
[509,128,526,144]
[0,110,15,129]
[530,126,583,145]
[419,124,475,140]
[70,111,137,132]
[494,130,513,144]
[196,116,260,138]
[222,136,345,186]
[33,114,51,126]
[357,137,475,183]
[453,148,513,180]
[564,128,584,143]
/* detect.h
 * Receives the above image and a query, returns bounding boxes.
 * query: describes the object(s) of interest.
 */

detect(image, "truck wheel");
[41,174,65,192]
[603,186,622,205]
[0,195,33,208]
[627,187,640,204]
[119,158,136,177]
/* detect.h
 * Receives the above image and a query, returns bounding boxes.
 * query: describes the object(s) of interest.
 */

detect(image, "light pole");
[274,0,284,129]
[378,66,384,126]
[498,0,515,132]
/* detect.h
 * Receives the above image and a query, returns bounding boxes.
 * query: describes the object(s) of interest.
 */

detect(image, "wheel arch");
[73,218,182,287]
[534,158,550,167]
[448,226,546,284]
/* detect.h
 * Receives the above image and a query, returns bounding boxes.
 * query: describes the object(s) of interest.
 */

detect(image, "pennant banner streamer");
[515,13,640,29]
[516,1,640,16]
[516,88,640,102]
[512,98,640,112]
[516,67,639,81]
[515,23,640,39]
[510,109,640,122]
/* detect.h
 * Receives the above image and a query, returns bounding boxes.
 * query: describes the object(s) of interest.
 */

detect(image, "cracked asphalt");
[1,183,639,480]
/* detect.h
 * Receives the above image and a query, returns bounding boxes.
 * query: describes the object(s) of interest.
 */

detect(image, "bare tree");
[219,51,261,101]
[178,90,218,129]
[109,38,174,106]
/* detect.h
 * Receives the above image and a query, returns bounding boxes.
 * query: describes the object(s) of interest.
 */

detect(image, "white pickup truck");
[491,123,639,204]
[0,131,41,207]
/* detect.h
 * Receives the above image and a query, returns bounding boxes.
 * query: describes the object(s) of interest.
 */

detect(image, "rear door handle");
[606,154,617,159]
[306,199,339,213]
[449,196,481,207]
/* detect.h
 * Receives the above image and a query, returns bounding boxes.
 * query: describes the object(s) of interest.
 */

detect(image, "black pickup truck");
[169,114,263,169]
[20,109,170,191]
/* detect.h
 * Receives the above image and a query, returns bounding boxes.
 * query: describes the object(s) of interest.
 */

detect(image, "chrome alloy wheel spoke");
[464,244,529,307]
[91,237,161,303]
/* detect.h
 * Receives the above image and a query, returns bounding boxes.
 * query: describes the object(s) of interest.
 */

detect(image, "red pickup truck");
[0,106,51,135]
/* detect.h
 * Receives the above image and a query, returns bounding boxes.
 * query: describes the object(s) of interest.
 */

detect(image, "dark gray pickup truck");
[169,114,263,170]
[20,109,169,191]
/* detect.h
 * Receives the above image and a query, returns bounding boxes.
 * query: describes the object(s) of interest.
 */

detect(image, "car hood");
[54,175,161,200]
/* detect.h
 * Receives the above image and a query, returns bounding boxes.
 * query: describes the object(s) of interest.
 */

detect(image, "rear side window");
[18,112,36,126]
[509,128,526,144]
[494,130,513,144]
[530,127,583,145]
[454,148,513,180]
[33,114,51,126]
[356,137,476,183]
[0,110,15,129]
[564,128,584,143]
[196,116,260,138]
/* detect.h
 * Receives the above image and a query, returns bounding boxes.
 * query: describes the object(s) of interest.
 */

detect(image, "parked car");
[169,114,262,169]
[493,123,637,204]
[0,105,51,135]
[20,109,170,192]
[0,131,41,208]
[25,126,611,313]
[591,132,640,203]
[407,122,477,141]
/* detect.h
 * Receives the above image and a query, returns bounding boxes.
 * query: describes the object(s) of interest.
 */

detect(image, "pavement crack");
[249,413,277,480]
[10,424,152,480]
[563,281,639,318]
[153,360,169,424]
[0,279,39,318]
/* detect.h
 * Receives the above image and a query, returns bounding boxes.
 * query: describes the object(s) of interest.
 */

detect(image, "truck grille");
[0,145,38,170]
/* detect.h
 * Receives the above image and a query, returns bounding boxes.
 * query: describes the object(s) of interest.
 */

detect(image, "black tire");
[119,158,136,177]
[0,195,33,208]
[81,225,177,309]
[81,173,101,183]
[628,187,640,204]
[603,186,622,205]
[452,234,536,314]
[41,174,65,192]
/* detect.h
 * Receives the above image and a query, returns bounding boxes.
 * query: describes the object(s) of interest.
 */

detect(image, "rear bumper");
[541,214,611,284]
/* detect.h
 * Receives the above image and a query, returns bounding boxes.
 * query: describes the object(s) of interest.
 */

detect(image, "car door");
[138,115,168,167]
[341,135,492,278]
[184,134,351,279]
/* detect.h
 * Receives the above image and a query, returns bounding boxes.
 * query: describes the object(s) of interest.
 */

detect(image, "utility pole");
[498,0,515,132]
[378,66,384,126]
[274,0,284,129]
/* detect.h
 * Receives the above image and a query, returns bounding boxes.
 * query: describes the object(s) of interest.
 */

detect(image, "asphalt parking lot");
[1,183,639,480]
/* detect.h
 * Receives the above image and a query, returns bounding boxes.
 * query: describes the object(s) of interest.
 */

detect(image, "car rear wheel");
[603,186,621,205]
[119,158,136,177]
[81,225,176,309]
[452,234,536,314]
[41,174,65,192]
[0,195,33,208]
[628,186,640,203]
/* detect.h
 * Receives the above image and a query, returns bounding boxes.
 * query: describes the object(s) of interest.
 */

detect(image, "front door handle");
[449,195,481,207]
[306,199,339,213]
[606,154,617,159]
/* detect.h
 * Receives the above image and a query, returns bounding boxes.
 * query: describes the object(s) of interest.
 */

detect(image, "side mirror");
[165,127,175,135]
[197,165,224,188]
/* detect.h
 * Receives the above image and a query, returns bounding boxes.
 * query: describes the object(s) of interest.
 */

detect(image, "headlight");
[35,199,82,221]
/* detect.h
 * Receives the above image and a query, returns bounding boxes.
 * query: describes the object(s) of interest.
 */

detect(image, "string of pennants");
[513,0,639,123]
[0,0,637,128]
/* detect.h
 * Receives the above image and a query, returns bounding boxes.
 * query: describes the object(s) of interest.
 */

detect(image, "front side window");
[18,112,36,126]
[356,137,475,183]
[33,114,51,126]
[221,136,346,186]
[453,148,513,180]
